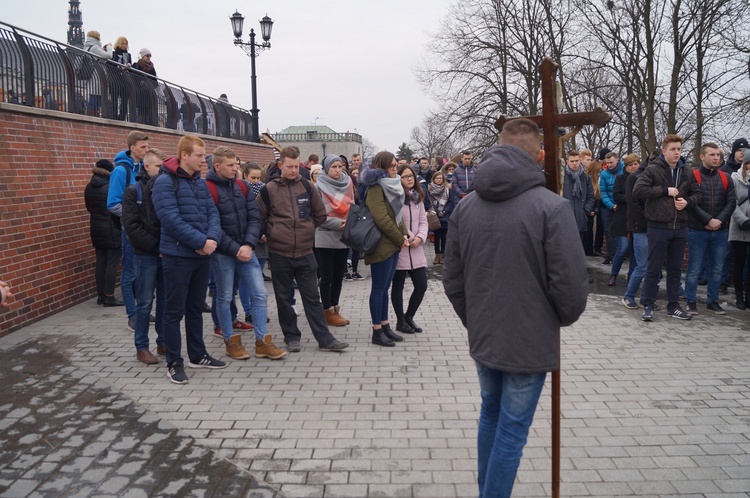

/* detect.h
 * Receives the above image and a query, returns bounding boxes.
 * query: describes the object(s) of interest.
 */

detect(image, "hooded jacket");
[84,167,122,250]
[121,169,160,255]
[625,160,649,233]
[599,160,624,209]
[256,174,325,258]
[359,167,408,265]
[442,144,588,374]
[687,165,736,230]
[205,169,260,257]
[107,150,141,218]
[633,151,700,229]
[151,157,221,258]
[729,169,750,243]
[83,35,112,59]
[721,138,748,174]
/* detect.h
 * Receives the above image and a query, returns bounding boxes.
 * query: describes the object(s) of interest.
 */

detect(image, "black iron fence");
[0,22,255,141]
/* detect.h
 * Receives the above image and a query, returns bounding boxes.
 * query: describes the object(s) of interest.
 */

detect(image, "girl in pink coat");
[391,165,429,334]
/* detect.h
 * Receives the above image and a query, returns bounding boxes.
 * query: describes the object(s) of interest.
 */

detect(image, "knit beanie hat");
[139,48,152,58]
[95,159,114,172]
[597,147,611,161]
[310,164,323,177]
[322,154,342,174]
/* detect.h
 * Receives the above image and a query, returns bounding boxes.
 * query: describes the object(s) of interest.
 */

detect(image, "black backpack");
[75,46,96,80]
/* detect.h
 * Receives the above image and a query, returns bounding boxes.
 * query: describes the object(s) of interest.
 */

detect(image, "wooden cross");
[494,57,612,498]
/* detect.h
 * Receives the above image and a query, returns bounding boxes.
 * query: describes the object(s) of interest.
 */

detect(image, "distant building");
[67,0,84,48]
[273,125,362,162]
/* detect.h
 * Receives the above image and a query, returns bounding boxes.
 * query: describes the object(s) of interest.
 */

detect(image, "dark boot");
[372,328,395,347]
[382,323,403,342]
[97,293,105,305]
[744,283,750,309]
[396,319,415,334]
[607,275,617,286]
[103,295,124,307]
[404,316,423,333]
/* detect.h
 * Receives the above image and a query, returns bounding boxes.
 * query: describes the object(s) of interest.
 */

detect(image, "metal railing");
[0,21,255,141]
[273,131,363,143]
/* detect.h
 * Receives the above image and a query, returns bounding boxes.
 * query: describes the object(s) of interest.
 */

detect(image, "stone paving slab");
[3,250,750,497]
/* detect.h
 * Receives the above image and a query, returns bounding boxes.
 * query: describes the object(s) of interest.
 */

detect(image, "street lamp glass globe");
[230,11,244,40]
[259,15,274,42]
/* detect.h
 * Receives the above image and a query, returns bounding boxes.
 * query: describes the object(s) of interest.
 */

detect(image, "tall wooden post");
[494,57,611,498]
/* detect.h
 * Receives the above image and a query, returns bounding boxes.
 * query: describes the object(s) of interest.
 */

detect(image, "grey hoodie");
[442,144,589,374]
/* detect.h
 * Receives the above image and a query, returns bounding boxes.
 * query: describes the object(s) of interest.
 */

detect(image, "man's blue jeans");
[685,229,729,304]
[211,252,268,341]
[134,254,164,351]
[475,362,546,498]
[610,236,632,277]
[239,257,267,316]
[624,232,648,303]
[121,232,137,318]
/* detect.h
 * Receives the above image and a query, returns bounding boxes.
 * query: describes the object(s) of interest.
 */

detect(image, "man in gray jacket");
[443,118,588,498]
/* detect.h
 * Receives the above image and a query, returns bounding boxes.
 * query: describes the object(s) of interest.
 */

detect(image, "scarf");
[136,59,155,74]
[248,180,264,198]
[316,173,354,219]
[427,182,449,212]
[378,176,405,226]
[565,165,584,199]
[407,188,421,205]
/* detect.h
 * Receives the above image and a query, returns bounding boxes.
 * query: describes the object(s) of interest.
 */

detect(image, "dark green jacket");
[363,184,407,265]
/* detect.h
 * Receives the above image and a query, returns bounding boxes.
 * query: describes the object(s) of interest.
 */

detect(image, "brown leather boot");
[256,335,288,360]
[136,349,159,365]
[225,334,250,360]
[325,308,348,327]
[434,254,440,264]
[333,305,350,325]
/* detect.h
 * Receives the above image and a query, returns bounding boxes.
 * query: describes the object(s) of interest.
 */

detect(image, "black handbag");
[340,202,382,255]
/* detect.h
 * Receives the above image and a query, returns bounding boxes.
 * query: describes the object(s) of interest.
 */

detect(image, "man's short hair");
[127,130,148,148]
[308,154,319,164]
[213,146,236,163]
[177,134,205,158]
[604,151,618,160]
[461,150,471,156]
[661,134,684,148]
[623,153,640,165]
[351,153,361,159]
[700,142,720,155]
[497,118,542,160]
[580,149,592,159]
[281,146,300,161]
[145,148,166,161]
[567,150,580,158]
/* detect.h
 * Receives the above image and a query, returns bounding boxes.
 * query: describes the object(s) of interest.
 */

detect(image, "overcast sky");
[2,0,456,152]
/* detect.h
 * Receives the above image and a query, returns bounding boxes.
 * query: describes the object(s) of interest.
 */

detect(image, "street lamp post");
[230,11,274,143]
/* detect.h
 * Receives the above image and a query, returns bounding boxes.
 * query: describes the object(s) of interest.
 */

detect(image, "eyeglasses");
[401,174,414,179]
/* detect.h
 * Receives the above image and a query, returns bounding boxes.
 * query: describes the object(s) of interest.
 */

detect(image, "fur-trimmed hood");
[360,165,389,187]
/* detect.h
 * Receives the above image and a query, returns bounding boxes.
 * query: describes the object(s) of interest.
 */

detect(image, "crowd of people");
[83,130,470,384]
[561,137,750,320]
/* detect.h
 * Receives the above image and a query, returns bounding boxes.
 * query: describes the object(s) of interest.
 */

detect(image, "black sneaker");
[706,302,726,315]
[641,306,653,322]
[352,272,364,281]
[202,302,212,313]
[622,298,638,310]
[127,317,135,332]
[167,363,189,384]
[686,301,698,315]
[667,307,692,320]
[343,272,353,282]
[319,339,349,352]
[719,283,728,295]
[188,355,227,369]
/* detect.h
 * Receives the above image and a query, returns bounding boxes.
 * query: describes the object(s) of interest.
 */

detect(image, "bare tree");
[410,112,457,160]
[361,137,378,162]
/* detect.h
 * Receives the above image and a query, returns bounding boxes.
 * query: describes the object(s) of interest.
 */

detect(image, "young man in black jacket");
[121,148,165,365]
[633,135,701,321]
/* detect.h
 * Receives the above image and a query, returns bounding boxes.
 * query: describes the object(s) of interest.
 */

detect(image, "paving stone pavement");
[2,249,750,497]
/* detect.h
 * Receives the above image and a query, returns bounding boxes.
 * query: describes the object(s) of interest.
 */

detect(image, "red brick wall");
[0,104,275,335]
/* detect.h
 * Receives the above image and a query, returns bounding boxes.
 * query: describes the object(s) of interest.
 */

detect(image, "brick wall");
[0,104,275,335]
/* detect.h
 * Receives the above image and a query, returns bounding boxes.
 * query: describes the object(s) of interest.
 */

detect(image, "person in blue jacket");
[107,130,149,331]
[151,134,224,384]
[598,150,624,265]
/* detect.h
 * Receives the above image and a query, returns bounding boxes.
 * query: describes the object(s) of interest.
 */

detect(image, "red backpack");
[693,169,729,193]
[206,178,248,205]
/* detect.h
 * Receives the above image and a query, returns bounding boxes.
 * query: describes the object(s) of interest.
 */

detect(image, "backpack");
[75,46,96,80]
[693,169,729,193]
[206,178,249,205]
[258,177,313,229]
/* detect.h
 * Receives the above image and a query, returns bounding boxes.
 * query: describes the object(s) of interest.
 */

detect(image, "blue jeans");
[239,257,266,315]
[161,256,211,366]
[134,254,164,351]
[685,229,729,304]
[368,252,399,325]
[209,270,238,327]
[121,232,137,318]
[211,252,267,341]
[475,362,546,498]
[610,236,631,277]
[624,232,648,302]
